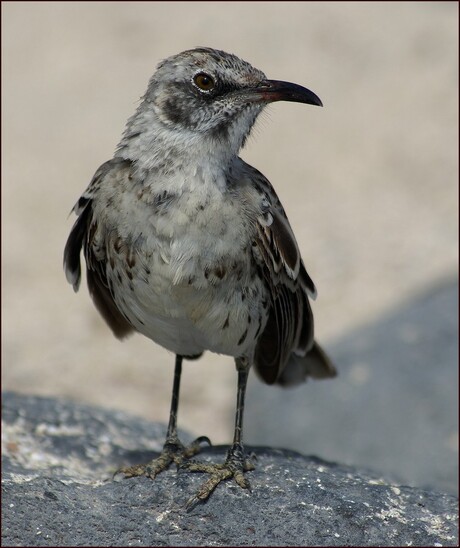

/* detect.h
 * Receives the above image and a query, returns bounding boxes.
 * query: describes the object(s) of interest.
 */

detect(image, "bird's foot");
[115,435,211,480]
[182,443,256,510]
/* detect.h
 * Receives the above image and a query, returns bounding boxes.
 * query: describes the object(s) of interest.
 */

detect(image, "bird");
[63,47,336,509]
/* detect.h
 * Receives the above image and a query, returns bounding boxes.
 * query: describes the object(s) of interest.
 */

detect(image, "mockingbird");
[64,47,336,508]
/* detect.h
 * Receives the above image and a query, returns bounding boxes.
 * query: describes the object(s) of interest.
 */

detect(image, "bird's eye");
[193,72,215,92]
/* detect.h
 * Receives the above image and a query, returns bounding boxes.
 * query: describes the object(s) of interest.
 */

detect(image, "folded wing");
[250,169,336,385]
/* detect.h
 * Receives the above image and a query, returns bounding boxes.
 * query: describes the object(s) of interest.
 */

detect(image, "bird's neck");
[114,98,262,187]
[115,105,243,180]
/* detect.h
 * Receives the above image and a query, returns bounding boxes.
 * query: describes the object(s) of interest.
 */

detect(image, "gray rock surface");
[246,277,459,496]
[2,392,458,547]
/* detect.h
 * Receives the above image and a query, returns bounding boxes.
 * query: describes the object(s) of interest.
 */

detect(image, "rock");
[246,277,459,495]
[2,392,457,547]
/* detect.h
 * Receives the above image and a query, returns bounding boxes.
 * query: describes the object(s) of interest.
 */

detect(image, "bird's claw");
[183,444,255,511]
[114,435,211,480]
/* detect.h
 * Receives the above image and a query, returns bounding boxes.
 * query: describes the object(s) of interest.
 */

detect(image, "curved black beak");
[252,79,323,107]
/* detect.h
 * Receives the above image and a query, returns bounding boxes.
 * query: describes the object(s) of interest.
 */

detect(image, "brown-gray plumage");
[64,47,336,508]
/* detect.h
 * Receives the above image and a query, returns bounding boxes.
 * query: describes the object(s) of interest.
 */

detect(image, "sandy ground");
[2,3,458,445]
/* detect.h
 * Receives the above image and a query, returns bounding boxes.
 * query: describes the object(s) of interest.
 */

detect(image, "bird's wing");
[63,158,134,339]
[246,164,335,384]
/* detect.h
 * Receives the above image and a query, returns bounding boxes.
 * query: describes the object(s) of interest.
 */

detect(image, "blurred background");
[2,3,458,495]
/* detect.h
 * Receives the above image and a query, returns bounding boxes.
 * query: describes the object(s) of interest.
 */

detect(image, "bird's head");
[119,47,322,163]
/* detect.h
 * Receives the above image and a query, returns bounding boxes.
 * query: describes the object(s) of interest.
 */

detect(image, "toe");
[234,470,251,490]
[183,436,212,458]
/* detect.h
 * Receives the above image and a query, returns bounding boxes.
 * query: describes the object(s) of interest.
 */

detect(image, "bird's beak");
[242,80,323,107]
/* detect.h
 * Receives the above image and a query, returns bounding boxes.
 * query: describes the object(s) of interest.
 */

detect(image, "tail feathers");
[277,341,337,387]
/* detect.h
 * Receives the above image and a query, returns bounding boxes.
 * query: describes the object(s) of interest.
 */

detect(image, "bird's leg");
[116,354,210,479]
[183,358,255,510]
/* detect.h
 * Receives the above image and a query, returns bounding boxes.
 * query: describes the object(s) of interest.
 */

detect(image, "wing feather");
[63,158,134,339]
[247,164,334,385]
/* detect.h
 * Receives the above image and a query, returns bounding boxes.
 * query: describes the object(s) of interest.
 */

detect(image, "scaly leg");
[183,357,255,510]
[117,354,210,479]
